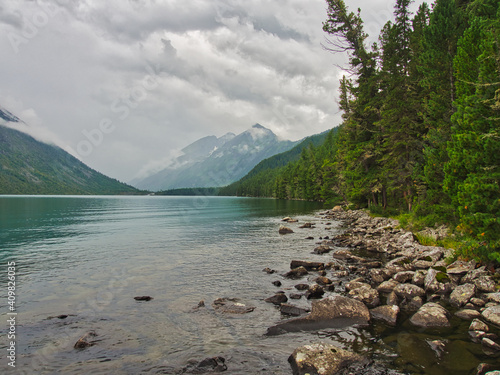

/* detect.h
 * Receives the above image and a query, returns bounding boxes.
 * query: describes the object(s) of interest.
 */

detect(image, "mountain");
[133,124,298,191]
[0,107,139,195]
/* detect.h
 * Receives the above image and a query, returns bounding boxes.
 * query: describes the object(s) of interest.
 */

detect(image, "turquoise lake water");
[0,196,329,374]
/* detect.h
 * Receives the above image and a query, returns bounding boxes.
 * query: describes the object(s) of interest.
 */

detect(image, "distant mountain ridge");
[0,106,138,195]
[132,124,298,191]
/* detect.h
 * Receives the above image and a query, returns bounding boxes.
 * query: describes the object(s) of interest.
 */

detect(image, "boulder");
[377,280,399,294]
[370,305,400,326]
[449,283,476,307]
[410,302,450,328]
[284,266,309,279]
[265,292,288,305]
[394,283,425,300]
[482,305,500,327]
[295,283,309,291]
[315,276,333,286]
[470,319,490,332]
[279,226,294,234]
[475,276,496,293]
[288,343,366,375]
[393,271,415,283]
[346,281,371,292]
[314,245,332,255]
[212,298,255,314]
[266,296,370,335]
[305,284,325,300]
[482,338,500,352]
[348,286,380,308]
[455,309,481,320]
[486,293,500,304]
[290,260,324,270]
[447,260,475,275]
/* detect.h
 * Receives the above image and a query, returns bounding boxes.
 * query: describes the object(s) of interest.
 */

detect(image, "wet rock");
[74,331,97,349]
[266,296,370,335]
[290,293,303,300]
[282,217,298,223]
[290,260,324,270]
[295,283,309,291]
[410,302,450,328]
[401,296,423,311]
[332,249,353,260]
[212,298,255,314]
[313,245,332,254]
[315,276,333,285]
[427,339,447,358]
[299,222,314,229]
[348,286,380,308]
[284,266,309,279]
[482,337,500,352]
[455,309,482,320]
[345,281,371,292]
[306,236,314,240]
[370,305,400,326]
[279,226,294,234]
[263,267,276,274]
[470,319,490,332]
[272,280,282,287]
[394,283,425,300]
[265,292,288,305]
[288,343,366,375]
[476,363,497,375]
[370,268,389,284]
[183,356,227,373]
[482,305,500,327]
[134,296,153,301]
[305,284,325,300]
[280,303,310,317]
[450,283,476,307]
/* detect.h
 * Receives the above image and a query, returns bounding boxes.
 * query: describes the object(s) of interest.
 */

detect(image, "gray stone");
[470,319,489,332]
[266,296,370,335]
[288,343,366,375]
[377,280,399,293]
[290,260,324,270]
[345,281,371,292]
[475,276,496,293]
[314,245,332,254]
[370,305,400,326]
[447,260,475,275]
[482,305,500,327]
[212,298,256,314]
[401,296,423,311]
[410,302,450,328]
[265,292,288,305]
[393,271,415,283]
[450,283,476,307]
[455,309,482,320]
[486,293,500,303]
[279,226,294,234]
[394,283,425,299]
[348,286,380,308]
[482,337,500,351]
[412,270,427,286]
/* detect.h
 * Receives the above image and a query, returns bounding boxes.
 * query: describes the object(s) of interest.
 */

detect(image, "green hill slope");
[0,125,139,195]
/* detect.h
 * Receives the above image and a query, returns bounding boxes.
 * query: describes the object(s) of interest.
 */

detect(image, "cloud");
[0,0,426,182]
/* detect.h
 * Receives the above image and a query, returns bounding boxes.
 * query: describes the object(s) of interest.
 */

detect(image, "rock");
[450,283,476,307]
[284,266,309,279]
[370,268,389,284]
[471,297,486,307]
[412,270,427,286]
[305,284,325,300]
[299,222,314,229]
[280,303,310,316]
[377,280,400,293]
[282,217,298,222]
[486,292,500,304]
[386,291,399,306]
[482,337,500,352]
[470,319,490,332]
[263,267,276,274]
[332,249,353,260]
[290,260,324,270]
[315,276,333,285]
[332,205,343,212]
[272,280,282,287]
[482,305,500,327]
[370,305,400,326]
[183,356,227,373]
[462,266,489,284]
[394,283,425,299]
[295,283,309,291]
[346,281,371,292]
[447,260,475,275]
[306,236,314,240]
[427,339,447,358]
[279,226,294,234]
[455,309,482,320]
[393,271,415,283]
[74,331,97,349]
[265,292,288,305]
[266,296,370,335]
[348,286,380,308]
[401,296,423,311]
[314,245,332,254]
[410,302,450,328]
[134,296,153,301]
[212,298,255,314]
[475,276,496,293]
[476,363,497,375]
[288,343,366,375]
[424,268,439,292]
[290,293,302,299]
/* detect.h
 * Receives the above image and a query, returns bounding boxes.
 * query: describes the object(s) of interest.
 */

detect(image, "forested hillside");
[224,0,499,262]
[219,129,340,202]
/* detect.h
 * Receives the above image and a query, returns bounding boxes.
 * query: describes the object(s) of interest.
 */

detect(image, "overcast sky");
[0,0,426,183]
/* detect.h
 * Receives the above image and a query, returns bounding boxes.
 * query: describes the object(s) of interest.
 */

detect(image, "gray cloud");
[0,0,425,182]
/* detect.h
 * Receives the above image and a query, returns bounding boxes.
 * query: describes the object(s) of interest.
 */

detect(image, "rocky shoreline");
[266,208,500,375]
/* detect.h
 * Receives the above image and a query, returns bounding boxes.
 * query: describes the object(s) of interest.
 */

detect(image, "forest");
[223,0,499,263]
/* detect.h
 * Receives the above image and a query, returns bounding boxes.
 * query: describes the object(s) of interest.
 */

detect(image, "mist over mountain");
[132,124,298,191]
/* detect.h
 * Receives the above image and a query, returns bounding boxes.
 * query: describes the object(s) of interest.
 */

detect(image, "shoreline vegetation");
[261,207,500,374]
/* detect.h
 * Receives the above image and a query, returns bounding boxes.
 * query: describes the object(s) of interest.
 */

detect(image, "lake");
[0,196,331,374]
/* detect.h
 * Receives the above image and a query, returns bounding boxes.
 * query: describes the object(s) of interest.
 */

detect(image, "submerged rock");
[74,331,97,349]
[265,292,288,306]
[280,303,310,317]
[212,298,255,314]
[288,343,366,375]
[290,260,324,270]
